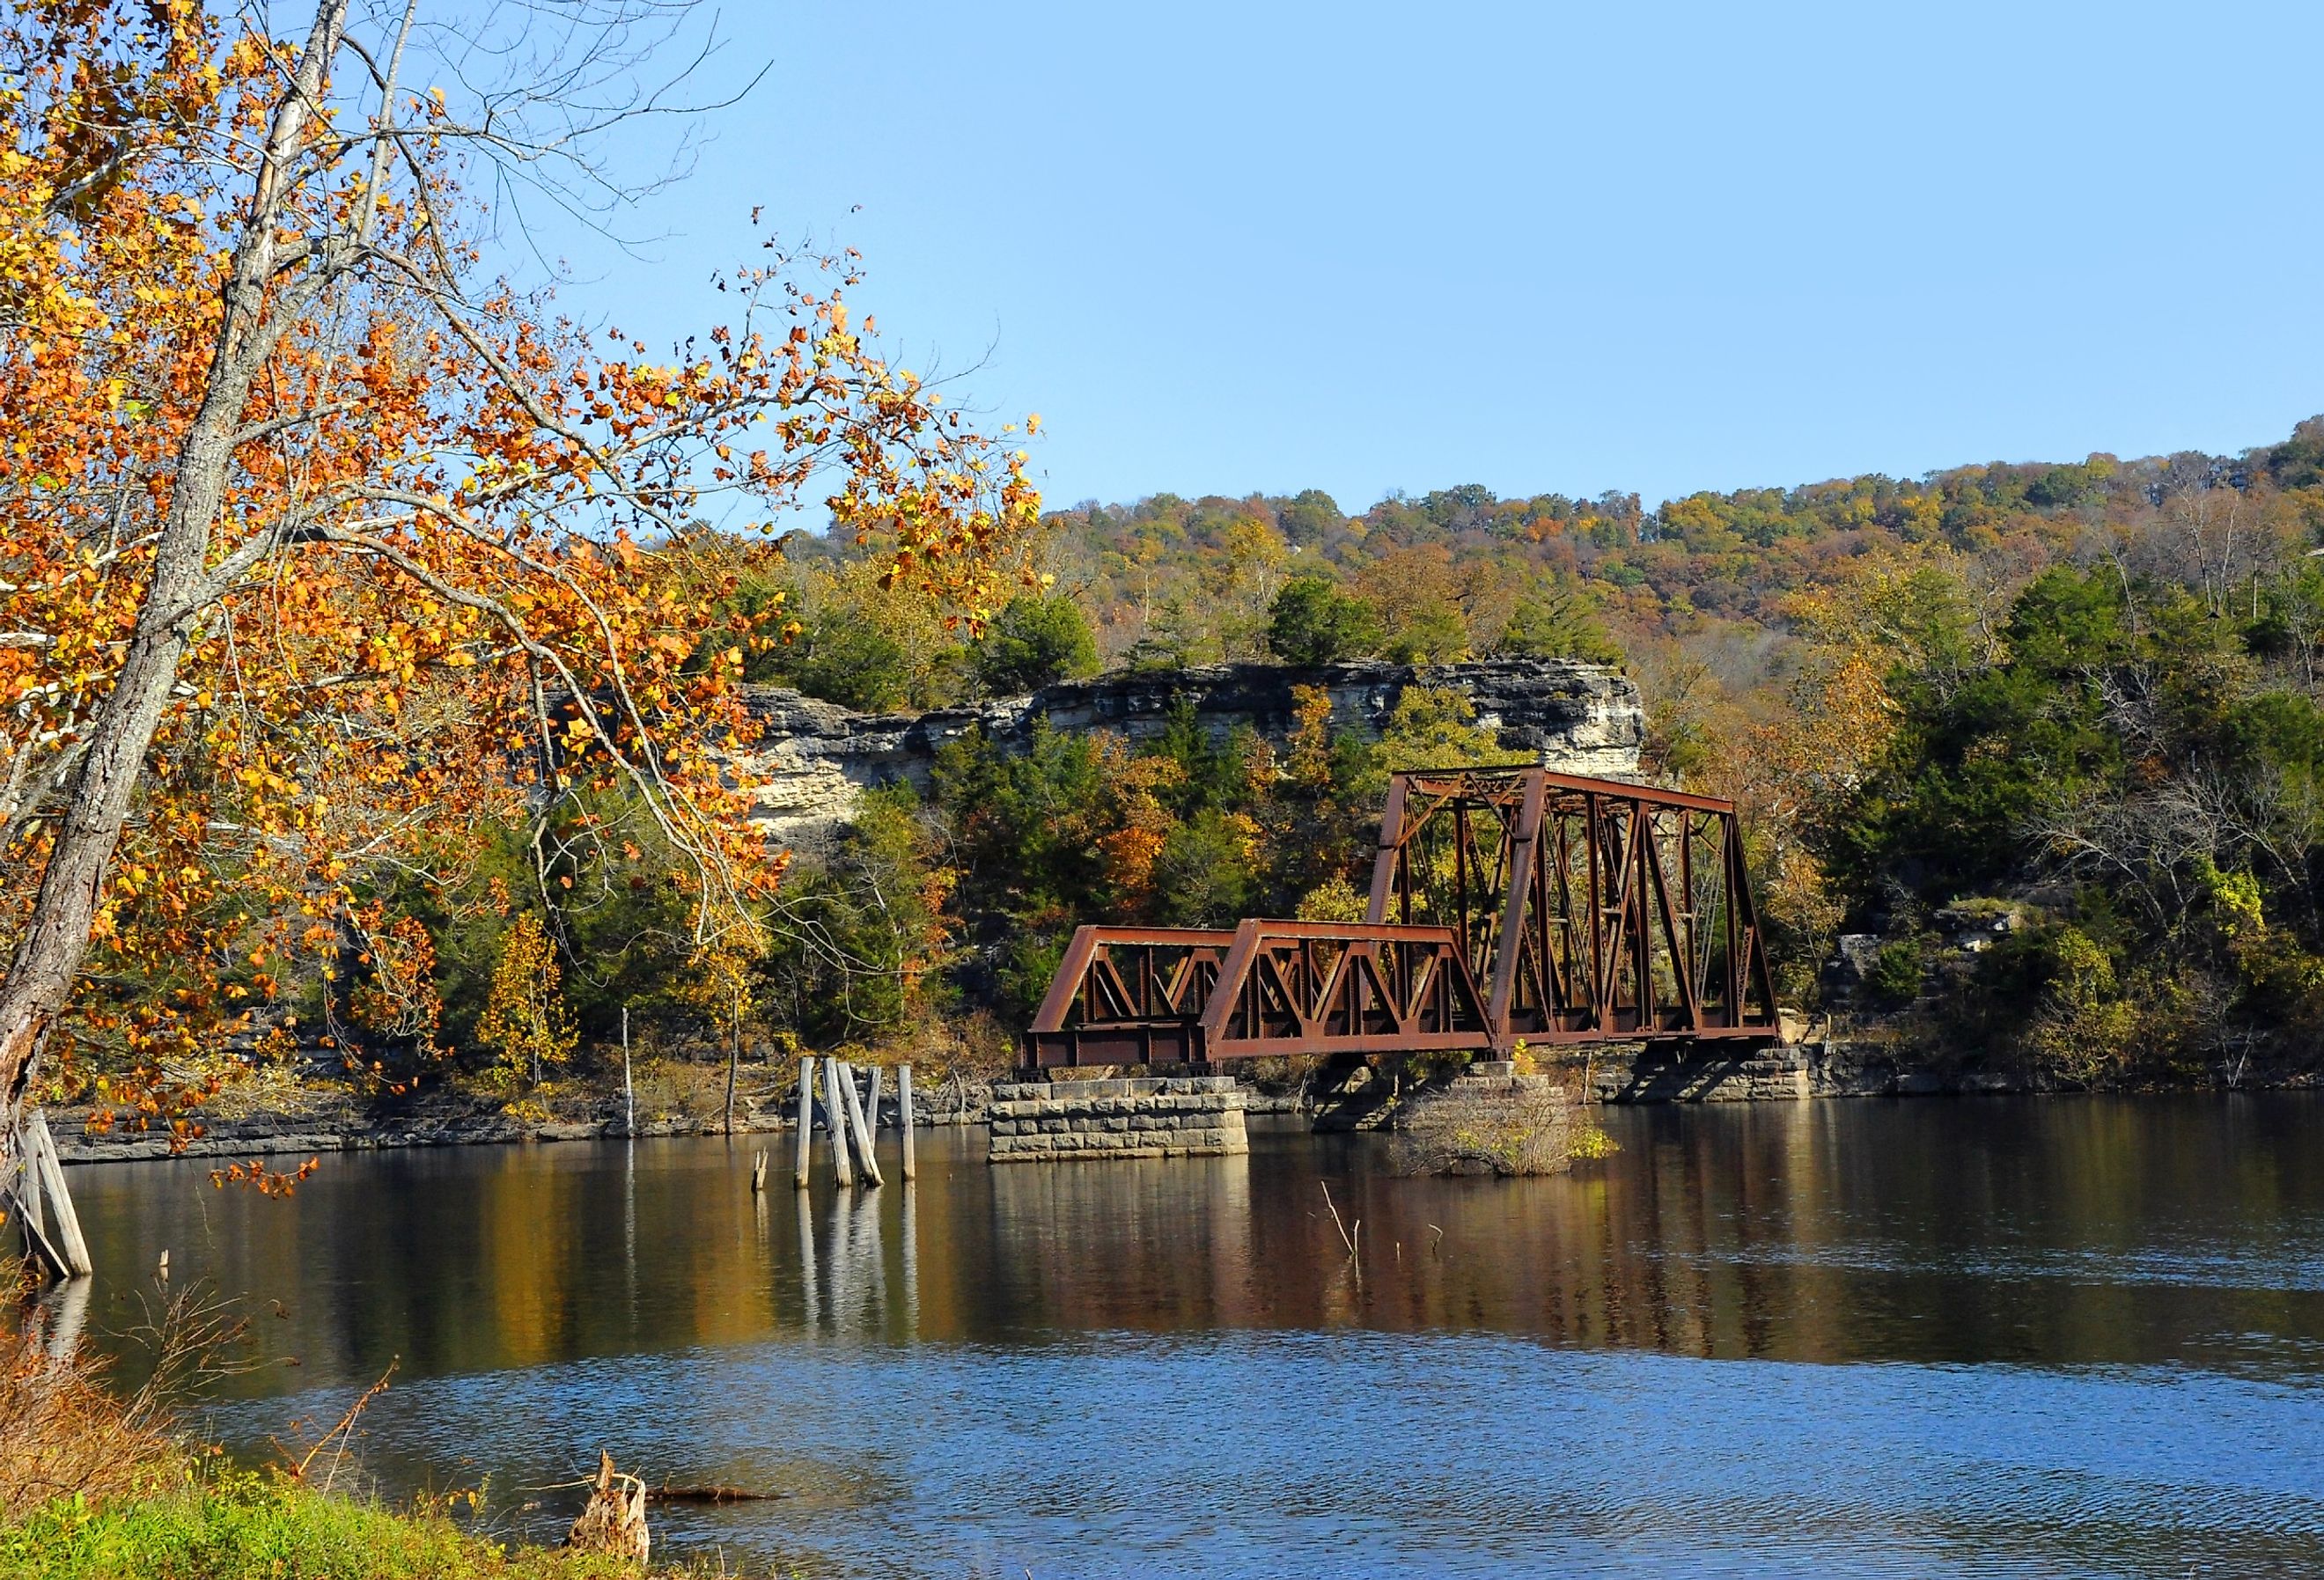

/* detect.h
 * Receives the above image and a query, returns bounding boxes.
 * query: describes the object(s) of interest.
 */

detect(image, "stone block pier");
[985,1076,1248,1163]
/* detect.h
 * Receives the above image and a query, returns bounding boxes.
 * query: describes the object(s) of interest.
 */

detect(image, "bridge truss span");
[1023,768,1778,1069]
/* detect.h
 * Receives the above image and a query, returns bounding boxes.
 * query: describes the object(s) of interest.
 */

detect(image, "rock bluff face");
[737,658,1644,851]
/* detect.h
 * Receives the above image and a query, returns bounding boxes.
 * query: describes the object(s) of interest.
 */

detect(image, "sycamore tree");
[0,0,1038,1147]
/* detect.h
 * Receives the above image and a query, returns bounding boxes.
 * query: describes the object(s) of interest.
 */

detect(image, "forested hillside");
[43,411,2324,1121]
[988,417,2324,1084]
[754,415,2324,1086]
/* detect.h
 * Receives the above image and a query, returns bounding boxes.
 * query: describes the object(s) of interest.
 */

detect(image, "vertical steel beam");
[1585,791,1606,1033]
[1644,806,1699,1030]
[1485,771,1546,1039]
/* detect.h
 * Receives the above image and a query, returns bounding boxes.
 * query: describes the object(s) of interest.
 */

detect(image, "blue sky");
[508,0,2324,513]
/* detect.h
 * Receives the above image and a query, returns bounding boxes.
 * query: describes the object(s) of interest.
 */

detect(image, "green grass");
[0,1475,673,1580]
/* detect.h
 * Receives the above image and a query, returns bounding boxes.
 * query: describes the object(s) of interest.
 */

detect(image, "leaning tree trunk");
[0,0,349,1151]
[0,617,200,1136]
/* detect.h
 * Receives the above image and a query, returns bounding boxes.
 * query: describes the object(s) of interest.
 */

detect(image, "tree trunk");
[0,0,349,1146]
[0,611,199,1138]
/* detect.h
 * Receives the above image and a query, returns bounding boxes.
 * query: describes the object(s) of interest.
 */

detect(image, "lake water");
[58,1095,2324,1577]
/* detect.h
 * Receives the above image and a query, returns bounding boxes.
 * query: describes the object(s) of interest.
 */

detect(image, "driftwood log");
[565,1451,650,1564]
[649,1481,783,1503]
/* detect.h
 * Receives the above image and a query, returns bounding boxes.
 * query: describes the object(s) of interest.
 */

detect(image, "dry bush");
[623,1057,733,1127]
[0,1268,268,1521]
[0,1314,182,1521]
[1390,1079,1576,1177]
[908,1010,1017,1082]
[1238,1054,1327,1104]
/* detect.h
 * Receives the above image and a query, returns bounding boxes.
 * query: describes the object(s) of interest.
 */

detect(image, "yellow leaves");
[0,4,1038,1115]
[475,912,577,1082]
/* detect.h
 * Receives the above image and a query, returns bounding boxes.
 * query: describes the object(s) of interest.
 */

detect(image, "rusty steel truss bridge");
[1023,768,1779,1069]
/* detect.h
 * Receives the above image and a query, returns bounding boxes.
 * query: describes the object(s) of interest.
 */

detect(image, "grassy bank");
[0,1323,729,1580]
[0,1476,673,1580]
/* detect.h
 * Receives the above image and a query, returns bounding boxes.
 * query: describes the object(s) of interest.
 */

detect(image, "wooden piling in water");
[7,1188,65,1282]
[750,1152,767,1193]
[824,1057,855,1188]
[9,1112,90,1280]
[899,1064,916,1181]
[793,1056,814,1189]
[30,1116,89,1280]
[864,1066,884,1143]
[839,1062,884,1187]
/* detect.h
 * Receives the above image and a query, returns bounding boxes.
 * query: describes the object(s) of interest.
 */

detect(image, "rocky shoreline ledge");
[45,1082,1315,1165]
[50,1035,2318,1166]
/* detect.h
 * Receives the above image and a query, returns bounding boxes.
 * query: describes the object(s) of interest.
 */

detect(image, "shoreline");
[48,1037,2322,1166]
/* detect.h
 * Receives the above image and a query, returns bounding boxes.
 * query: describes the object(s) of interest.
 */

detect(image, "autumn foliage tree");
[0,0,1038,1148]
[474,911,576,1091]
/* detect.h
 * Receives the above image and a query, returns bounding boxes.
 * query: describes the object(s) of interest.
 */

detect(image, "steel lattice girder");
[1021,768,1778,1068]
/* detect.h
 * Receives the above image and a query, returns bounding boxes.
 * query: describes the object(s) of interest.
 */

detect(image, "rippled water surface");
[60,1095,2324,1576]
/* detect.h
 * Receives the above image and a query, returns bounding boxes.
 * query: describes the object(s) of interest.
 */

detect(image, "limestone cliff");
[737,658,1644,851]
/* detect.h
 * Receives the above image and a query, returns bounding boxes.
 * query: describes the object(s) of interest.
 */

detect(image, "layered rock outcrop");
[737,657,1644,850]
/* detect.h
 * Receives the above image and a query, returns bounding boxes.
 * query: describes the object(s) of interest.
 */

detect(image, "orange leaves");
[0,0,1043,1128]
[343,904,444,1076]
[1097,825,1167,900]
[209,1156,320,1197]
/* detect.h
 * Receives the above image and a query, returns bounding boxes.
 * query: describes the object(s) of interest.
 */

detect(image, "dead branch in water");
[284,1356,398,1494]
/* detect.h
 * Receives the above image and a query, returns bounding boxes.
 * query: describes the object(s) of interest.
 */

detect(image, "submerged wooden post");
[839,1062,884,1187]
[823,1056,855,1188]
[899,1064,916,1181]
[793,1055,815,1189]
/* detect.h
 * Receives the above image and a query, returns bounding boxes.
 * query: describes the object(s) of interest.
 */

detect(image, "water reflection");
[60,1095,2324,1392]
[50,1096,2324,1577]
